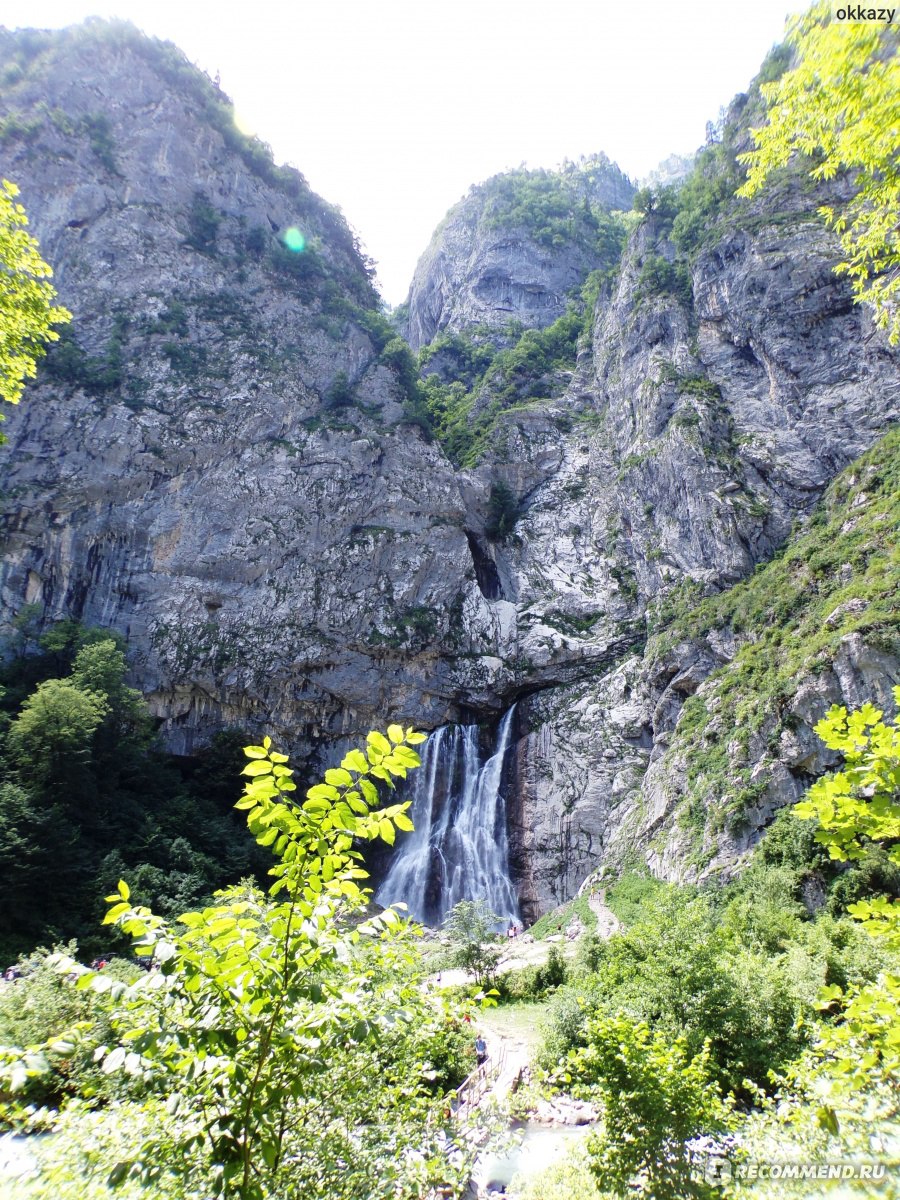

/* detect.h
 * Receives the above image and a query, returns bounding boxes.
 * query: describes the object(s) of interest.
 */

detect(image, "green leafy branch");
[36,724,429,1198]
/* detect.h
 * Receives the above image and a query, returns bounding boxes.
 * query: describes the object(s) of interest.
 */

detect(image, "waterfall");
[375,706,520,927]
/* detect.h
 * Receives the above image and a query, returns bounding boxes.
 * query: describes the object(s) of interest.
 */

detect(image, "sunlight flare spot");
[233,110,256,137]
[283,227,306,253]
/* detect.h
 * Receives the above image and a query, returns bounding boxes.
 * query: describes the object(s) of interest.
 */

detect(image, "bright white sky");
[9,0,809,303]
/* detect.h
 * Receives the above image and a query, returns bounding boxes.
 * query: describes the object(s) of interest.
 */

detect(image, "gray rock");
[1,23,897,912]
[404,157,634,351]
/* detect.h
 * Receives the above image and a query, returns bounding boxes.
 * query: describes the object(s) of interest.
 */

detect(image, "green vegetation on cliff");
[479,155,632,254]
[649,427,900,844]
[419,270,616,466]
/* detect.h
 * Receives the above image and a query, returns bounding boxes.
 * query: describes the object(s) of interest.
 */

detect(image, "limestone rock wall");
[404,159,635,351]
[1,23,897,909]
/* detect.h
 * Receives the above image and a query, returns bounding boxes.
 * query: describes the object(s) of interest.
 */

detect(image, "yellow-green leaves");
[794,686,900,868]
[793,689,900,1095]
[325,767,353,787]
[0,179,71,424]
[234,727,423,906]
[89,723,429,1197]
[367,730,392,757]
[738,4,900,342]
[341,748,368,773]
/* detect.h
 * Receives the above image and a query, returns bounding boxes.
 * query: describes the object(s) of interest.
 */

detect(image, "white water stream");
[375,707,520,926]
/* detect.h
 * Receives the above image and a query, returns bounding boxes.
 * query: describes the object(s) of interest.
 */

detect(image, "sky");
[8,0,810,304]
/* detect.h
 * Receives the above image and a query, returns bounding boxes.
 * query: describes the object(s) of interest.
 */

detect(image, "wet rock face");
[1,23,898,905]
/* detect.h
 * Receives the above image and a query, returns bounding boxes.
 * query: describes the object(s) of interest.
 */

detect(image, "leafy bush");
[634,253,692,306]
[578,1016,732,1199]
[538,887,809,1095]
[184,192,220,254]
[499,943,568,1001]
[605,869,665,927]
[0,946,140,1117]
[3,726,479,1199]
[512,1144,610,1200]
[42,325,124,395]
[81,113,117,173]
[323,370,355,409]
[421,301,589,467]
[792,692,900,1095]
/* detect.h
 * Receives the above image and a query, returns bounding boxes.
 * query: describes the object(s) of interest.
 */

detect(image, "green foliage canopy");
[35,724,479,1200]
[739,4,900,342]
[581,1016,732,1200]
[793,690,900,1097]
[0,178,70,430]
[0,622,273,959]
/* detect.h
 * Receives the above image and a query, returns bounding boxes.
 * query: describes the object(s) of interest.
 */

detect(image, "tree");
[31,725,482,1200]
[442,898,503,987]
[0,179,70,436]
[794,689,900,944]
[582,1016,733,1200]
[738,5,900,342]
[793,689,900,1097]
[485,481,519,541]
[7,678,108,793]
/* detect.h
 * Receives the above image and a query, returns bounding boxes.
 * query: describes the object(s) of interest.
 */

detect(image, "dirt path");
[585,890,622,939]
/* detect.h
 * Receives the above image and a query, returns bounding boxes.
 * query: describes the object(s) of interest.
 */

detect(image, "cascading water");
[375,706,520,927]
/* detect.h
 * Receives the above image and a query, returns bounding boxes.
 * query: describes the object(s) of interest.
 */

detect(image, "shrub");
[81,113,117,173]
[2,727,480,1199]
[634,253,692,307]
[512,1144,609,1200]
[485,481,520,541]
[0,946,140,1117]
[579,1015,732,1199]
[323,370,355,409]
[184,192,220,254]
[538,889,807,1096]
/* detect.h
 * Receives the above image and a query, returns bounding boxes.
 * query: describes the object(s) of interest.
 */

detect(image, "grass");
[648,427,900,843]
[479,1000,547,1051]
[605,870,666,927]
[528,894,598,940]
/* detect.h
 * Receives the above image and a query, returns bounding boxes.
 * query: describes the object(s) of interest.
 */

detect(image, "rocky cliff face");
[0,23,504,755]
[472,180,899,913]
[404,157,634,352]
[1,22,897,918]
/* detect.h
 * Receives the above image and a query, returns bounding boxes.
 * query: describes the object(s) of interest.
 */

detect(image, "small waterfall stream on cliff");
[375,707,520,926]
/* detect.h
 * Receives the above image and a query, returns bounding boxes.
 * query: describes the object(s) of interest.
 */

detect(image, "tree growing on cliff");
[738,4,900,343]
[0,179,71,436]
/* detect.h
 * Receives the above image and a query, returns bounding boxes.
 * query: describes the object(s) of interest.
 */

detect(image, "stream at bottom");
[474,1120,593,1192]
